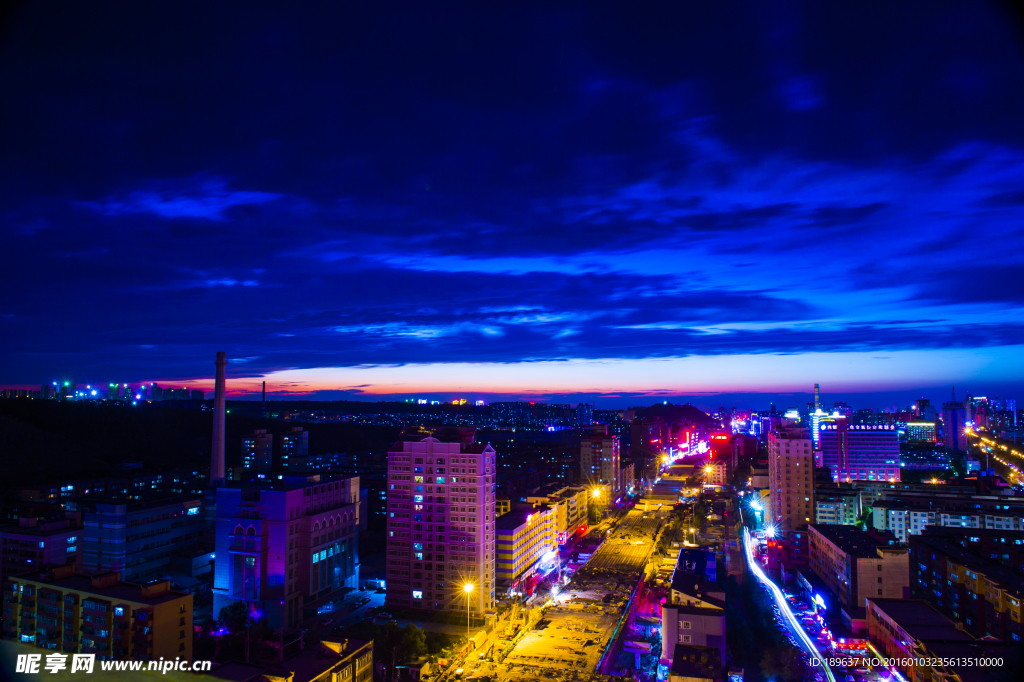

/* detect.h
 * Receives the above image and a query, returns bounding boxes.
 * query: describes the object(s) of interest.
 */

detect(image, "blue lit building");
[212,475,360,630]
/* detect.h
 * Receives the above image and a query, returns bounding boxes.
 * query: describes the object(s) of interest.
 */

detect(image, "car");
[377,612,393,619]
[319,618,333,626]
[853,667,871,674]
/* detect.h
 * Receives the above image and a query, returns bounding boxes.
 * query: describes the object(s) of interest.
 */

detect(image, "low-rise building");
[0,515,82,584]
[814,484,860,526]
[867,598,1012,682]
[207,639,373,682]
[522,484,589,545]
[661,550,725,672]
[495,507,556,593]
[1,565,192,662]
[806,524,908,633]
[704,460,729,486]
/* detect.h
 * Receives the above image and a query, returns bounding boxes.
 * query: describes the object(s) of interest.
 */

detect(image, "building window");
[680,635,691,643]
[412,590,423,599]
[681,621,691,629]
[114,607,124,616]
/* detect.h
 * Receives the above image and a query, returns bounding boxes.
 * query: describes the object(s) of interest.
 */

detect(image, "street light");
[463,583,474,639]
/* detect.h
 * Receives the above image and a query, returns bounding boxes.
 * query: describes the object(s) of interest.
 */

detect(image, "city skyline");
[3,3,1024,398]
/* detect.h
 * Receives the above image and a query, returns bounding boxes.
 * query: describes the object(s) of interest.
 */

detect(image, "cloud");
[81,180,281,220]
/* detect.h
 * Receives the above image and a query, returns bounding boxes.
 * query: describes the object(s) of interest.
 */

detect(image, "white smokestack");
[211,352,227,485]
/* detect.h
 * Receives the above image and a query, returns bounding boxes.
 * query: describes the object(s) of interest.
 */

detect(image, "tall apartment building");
[908,528,1024,643]
[82,497,205,583]
[807,524,907,632]
[495,506,556,593]
[767,426,814,532]
[212,475,359,629]
[0,516,82,584]
[385,438,496,616]
[281,427,309,470]
[581,425,621,497]
[942,398,968,452]
[2,565,192,662]
[818,420,900,483]
[242,429,274,471]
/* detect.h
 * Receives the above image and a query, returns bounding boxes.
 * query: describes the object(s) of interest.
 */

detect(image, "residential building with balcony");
[522,484,589,545]
[242,430,274,471]
[1,565,192,662]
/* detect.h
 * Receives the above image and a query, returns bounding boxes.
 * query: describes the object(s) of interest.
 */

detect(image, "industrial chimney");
[211,352,227,485]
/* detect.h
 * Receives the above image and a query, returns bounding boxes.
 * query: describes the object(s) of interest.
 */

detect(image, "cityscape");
[3,3,1024,682]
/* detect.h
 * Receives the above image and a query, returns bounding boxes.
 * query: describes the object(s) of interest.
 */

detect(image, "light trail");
[742,527,836,682]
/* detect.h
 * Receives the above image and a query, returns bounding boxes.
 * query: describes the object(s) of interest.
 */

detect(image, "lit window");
[412,590,423,599]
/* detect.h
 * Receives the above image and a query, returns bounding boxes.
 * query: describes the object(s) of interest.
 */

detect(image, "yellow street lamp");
[591,487,601,498]
[463,583,474,638]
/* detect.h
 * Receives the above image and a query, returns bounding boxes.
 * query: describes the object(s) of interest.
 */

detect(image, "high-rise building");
[576,402,593,426]
[385,437,496,616]
[282,427,309,470]
[581,424,621,496]
[819,419,901,483]
[767,425,814,532]
[213,475,360,629]
[942,389,968,452]
[81,497,205,583]
[904,422,936,443]
[242,429,274,471]
[2,566,193,662]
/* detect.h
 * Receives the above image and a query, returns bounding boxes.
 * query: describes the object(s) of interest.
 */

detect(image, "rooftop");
[868,598,970,642]
[808,524,898,558]
[12,570,190,606]
[495,506,551,531]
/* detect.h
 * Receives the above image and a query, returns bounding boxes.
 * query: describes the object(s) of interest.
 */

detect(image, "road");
[742,527,837,682]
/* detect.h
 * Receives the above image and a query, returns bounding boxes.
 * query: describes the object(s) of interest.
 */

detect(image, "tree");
[588,501,603,525]
[218,601,250,634]
[855,507,873,531]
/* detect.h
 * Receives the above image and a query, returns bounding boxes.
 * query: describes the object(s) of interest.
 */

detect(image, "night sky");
[3,3,1024,406]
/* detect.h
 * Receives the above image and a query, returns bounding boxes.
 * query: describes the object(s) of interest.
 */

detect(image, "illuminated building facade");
[385,438,496,615]
[904,422,936,443]
[819,420,900,482]
[495,506,556,590]
[942,399,968,452]
[213,475,360,629]
[522,485,588,545]
[2,565,192,662]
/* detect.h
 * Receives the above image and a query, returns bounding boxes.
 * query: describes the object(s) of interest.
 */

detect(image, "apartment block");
[242,430,274,471]
[806,524,908,633]
[0,516,82,584]
[908,528,1024,643]
[704,460,729,486]
[767,426,814,533]
[813,484,860,526]
[871,495,1024,543]
[213,475,360,630]
[385,438,496,615]
[82,497,204,583]
[281,427,309,470]
[495,507,556,592]
[1,565,192,662]
[581,425,621,497]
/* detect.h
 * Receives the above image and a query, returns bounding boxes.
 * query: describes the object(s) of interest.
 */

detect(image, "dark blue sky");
[3,2,1024,407]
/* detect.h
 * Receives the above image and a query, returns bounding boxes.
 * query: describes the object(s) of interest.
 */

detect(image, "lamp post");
[463,583,474,640]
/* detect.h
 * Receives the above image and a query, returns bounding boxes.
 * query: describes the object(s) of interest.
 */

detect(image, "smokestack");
[211,352,227,486]
[261,380,266,419]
